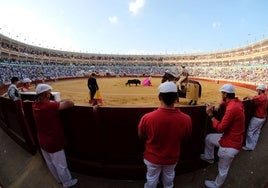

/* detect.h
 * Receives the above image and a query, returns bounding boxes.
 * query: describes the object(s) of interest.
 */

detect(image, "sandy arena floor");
[44,77,256,107]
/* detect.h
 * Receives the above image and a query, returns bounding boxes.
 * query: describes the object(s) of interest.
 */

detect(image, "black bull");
[161,72,202,105]
[125,79,141,86]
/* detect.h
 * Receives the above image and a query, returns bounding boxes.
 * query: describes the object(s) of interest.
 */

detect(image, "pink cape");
[142,78,152,86]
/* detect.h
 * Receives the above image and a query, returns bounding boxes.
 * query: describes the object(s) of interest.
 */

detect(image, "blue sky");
[0,0,268,54]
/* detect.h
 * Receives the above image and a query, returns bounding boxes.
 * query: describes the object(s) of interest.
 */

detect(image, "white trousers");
[245,117,266,150]
[203,133,239,187]
[41,149,73,187]
[144,159,176,188]
[177,76,187,90]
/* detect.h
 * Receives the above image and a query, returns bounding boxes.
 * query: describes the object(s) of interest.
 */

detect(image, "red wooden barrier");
[0,96,253,179]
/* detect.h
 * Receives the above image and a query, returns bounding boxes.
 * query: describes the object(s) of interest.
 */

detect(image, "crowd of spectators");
[189,59,268,84]
[1,33,268,86]
[0,59,176,83]
[2,32,268,64]
[1,57,268,86]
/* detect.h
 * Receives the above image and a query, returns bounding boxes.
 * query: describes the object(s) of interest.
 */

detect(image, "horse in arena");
[125,79,141,86]
[161,72,202,105]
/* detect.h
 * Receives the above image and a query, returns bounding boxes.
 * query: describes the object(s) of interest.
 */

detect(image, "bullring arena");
[1,33,268,188]
[46,78,255,106]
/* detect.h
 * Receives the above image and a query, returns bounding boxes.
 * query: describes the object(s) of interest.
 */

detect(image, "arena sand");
[44,77,256,107]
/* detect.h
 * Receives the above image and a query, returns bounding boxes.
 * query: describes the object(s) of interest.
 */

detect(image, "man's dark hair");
[225,93,235,99]
[159,92,178,105]
[11,77,19,84]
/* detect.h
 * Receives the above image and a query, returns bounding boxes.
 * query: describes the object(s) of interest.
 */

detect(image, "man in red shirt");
[242,84,267,151]
[32,84,78,188]
[201,83,245,188]
[138,81,192,188]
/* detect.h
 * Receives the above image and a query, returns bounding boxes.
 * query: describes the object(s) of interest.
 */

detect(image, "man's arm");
[138,119,146,140]
[94,79,99,90]
[87,78,91,89]
[59,100,74,110]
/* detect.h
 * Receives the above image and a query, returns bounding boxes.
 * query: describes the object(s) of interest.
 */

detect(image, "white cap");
[158,81,177,93]
[22,78,32,83]
[256,84,266,91]
[219,84,235,93]
[36,84,52,94]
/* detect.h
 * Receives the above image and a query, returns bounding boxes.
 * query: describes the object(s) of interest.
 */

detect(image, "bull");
[125,79,141,86]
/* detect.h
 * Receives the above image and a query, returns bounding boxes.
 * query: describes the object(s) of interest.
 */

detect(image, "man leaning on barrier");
[32,84,78,188]
[200,83,245,188]
[242,84,268,151]
[7,76,21,101]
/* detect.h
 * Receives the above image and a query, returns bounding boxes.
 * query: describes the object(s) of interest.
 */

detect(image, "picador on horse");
[177,65,189,91]
[161,66,202,105]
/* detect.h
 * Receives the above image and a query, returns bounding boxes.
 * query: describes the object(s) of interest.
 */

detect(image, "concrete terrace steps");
[1,122,268,188]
